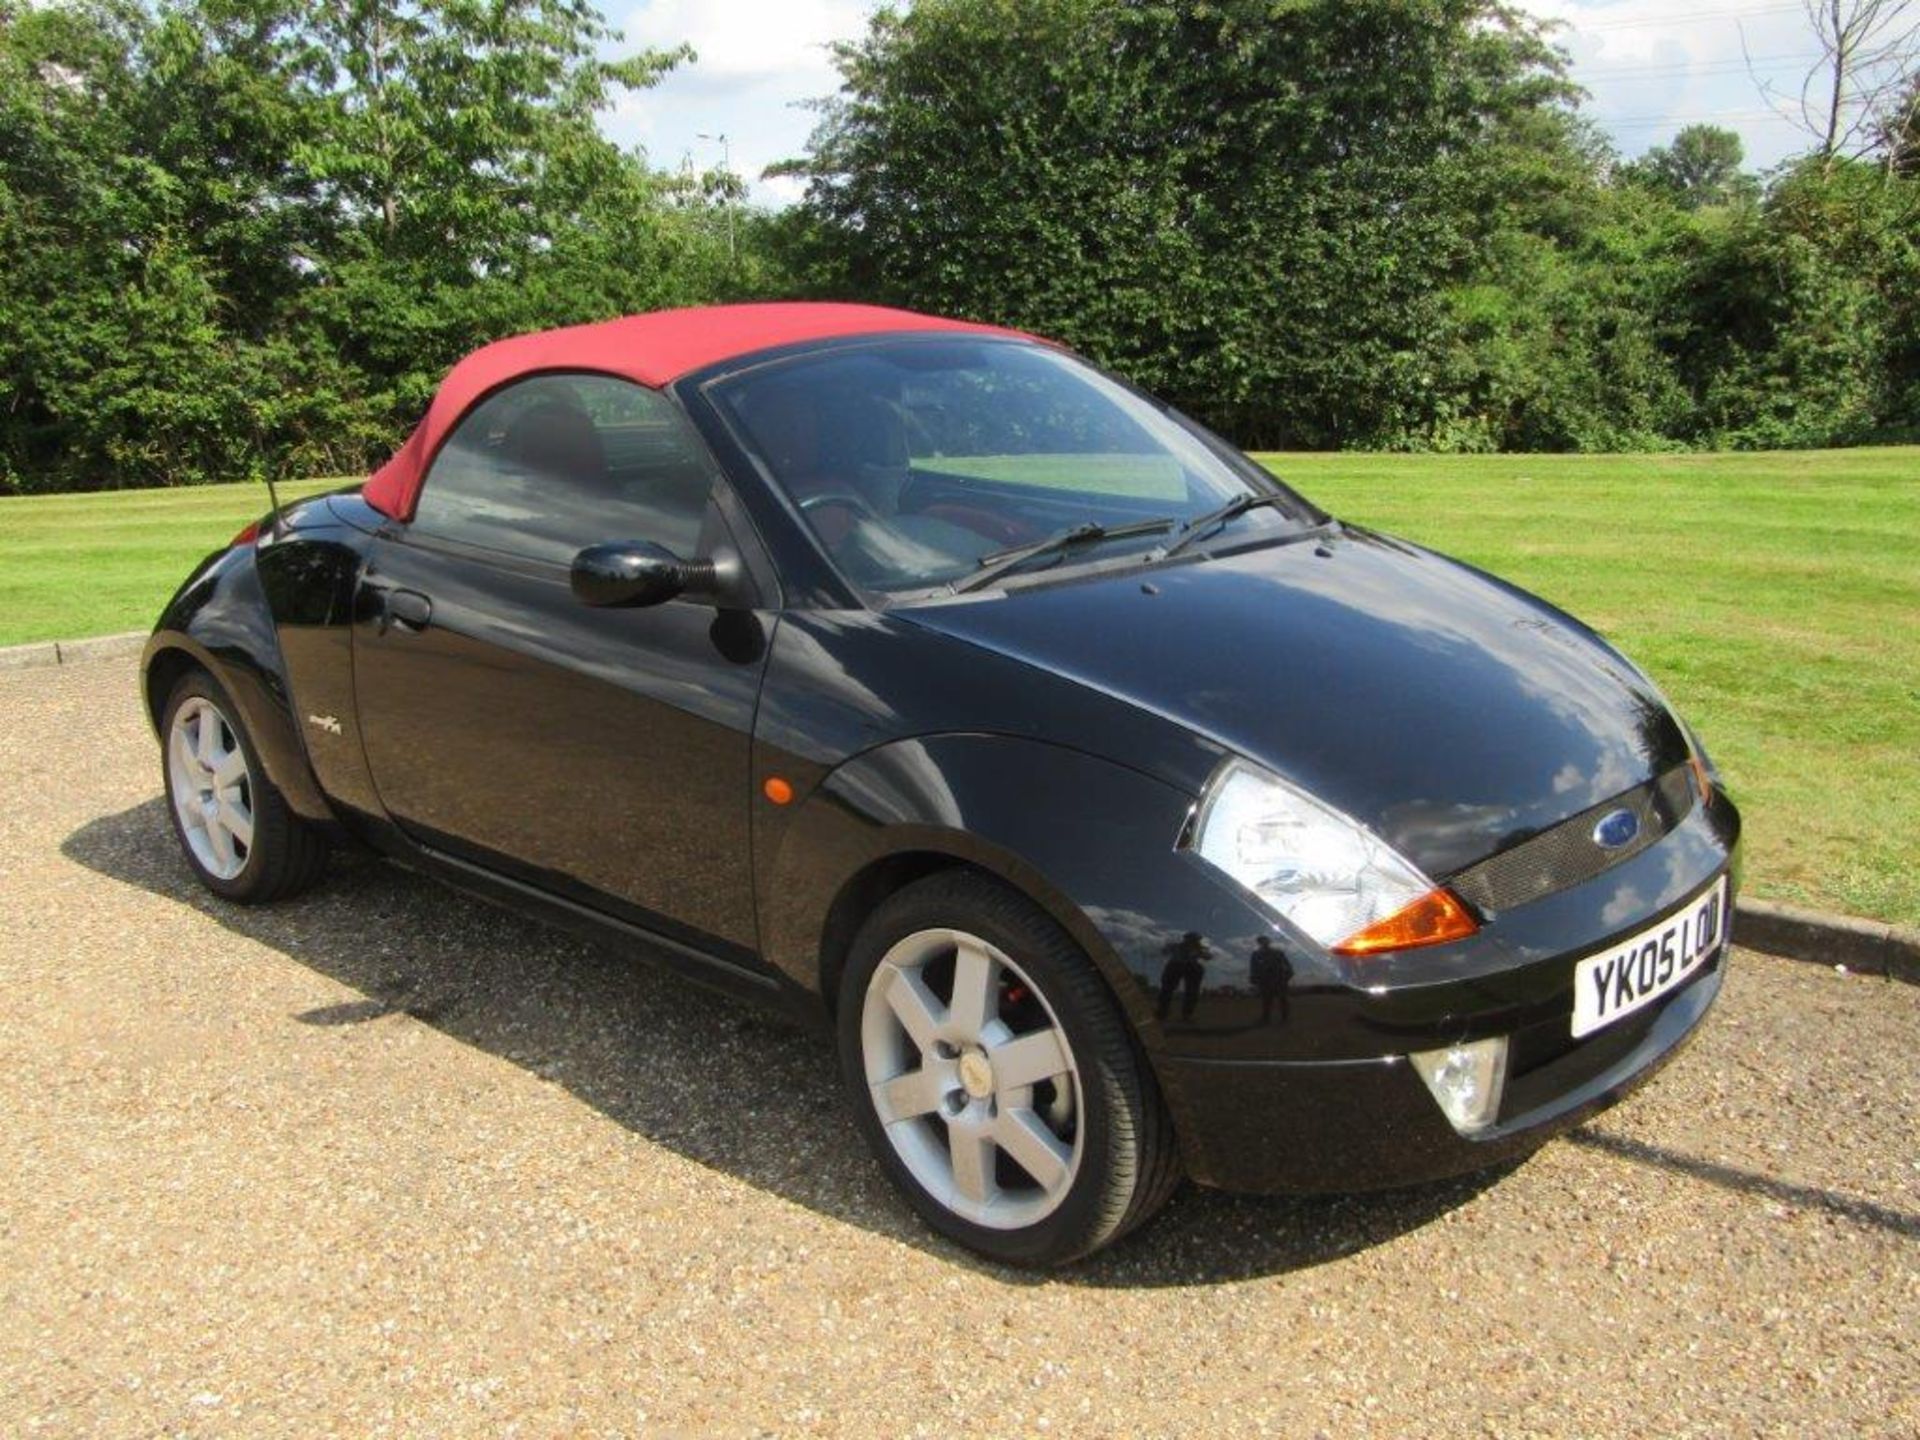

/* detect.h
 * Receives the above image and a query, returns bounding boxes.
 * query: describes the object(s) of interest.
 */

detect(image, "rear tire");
[160,669,329,903]
[837,870,1180,1266]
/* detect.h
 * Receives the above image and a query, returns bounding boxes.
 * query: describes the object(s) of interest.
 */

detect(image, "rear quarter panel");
[143,493,380,828]
[143,541,334,824]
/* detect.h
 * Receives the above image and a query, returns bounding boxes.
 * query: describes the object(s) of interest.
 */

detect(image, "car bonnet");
[895,525,1693,879]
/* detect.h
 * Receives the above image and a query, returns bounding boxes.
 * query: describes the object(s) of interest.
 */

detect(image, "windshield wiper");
[952,516,1177,594]
[1161,492,1295,559]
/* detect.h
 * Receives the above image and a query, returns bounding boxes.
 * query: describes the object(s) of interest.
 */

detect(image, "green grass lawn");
[1255,447,1920,928]
[0,478,342,646]
[2,449,1915,926]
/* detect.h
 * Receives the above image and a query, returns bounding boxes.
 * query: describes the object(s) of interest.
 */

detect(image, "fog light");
[1409,1037,1509,1135]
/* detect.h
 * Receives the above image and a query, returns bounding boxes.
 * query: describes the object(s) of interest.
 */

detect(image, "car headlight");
[1185,759,1478,955]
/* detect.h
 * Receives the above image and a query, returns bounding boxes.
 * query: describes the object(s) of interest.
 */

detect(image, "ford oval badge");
[1592,807,1640,850]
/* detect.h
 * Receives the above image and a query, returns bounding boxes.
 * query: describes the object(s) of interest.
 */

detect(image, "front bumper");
[1162,938,1725,1192]
[1123,786,1741,1193]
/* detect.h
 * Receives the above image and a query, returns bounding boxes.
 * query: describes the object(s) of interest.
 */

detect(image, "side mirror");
[570,541,717,609]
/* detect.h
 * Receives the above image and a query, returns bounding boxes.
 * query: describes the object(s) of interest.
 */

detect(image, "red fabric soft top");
[361,302,1031,520]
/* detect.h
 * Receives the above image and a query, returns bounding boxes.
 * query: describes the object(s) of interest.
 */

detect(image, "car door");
[351,372,778,965]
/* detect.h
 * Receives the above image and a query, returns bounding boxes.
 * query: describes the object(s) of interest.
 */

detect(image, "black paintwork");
[895,525,1696,877]
[141,338,1742,1194]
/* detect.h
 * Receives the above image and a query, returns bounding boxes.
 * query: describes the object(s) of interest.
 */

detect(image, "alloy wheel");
[859,927,1083,1229]
[167,696,254,881]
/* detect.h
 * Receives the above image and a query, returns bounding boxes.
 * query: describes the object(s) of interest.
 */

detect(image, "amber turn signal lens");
[762,776,794,805]
[1688,751,1713,807]
[1331,887,1479,956]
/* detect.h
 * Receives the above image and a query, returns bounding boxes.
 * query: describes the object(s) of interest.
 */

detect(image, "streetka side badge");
[307,713,343,736]
[1592,807,1640,850]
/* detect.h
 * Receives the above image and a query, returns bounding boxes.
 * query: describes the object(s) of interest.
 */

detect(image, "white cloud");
[1517,0,1827,168]
[602,0,880,203]
[622,0,870,79]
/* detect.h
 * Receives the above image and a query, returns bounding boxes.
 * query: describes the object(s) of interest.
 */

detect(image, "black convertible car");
[145,303,1741,1265]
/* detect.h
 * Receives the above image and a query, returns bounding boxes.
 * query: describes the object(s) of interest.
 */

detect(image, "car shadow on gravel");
[1565,1130,1920,1239]
[66,799,1509,1287]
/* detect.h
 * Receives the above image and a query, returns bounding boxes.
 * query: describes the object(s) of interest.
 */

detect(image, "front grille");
[1448,765,1696,915]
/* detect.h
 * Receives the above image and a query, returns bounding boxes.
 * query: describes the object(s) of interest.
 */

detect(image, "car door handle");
[382,588,434,633]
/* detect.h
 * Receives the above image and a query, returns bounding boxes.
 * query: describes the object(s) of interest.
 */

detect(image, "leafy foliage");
[0,0,758,492]
[789,0,1583,449]
[785,0,1920,454]
[3,0,1918,490]
[1621,125,1760,210]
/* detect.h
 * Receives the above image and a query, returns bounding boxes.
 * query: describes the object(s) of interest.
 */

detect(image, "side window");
[411,374,720,564]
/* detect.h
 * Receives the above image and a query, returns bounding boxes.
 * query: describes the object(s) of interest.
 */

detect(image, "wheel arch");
[141,629,334,827]
[812,844,1135,1020]
[140,537,345,827]
[756,733,1218,1146]
[764,740,1194,1008]
[815,849,972,1017]
[769,733,1226,1189]
[143,642,202,733]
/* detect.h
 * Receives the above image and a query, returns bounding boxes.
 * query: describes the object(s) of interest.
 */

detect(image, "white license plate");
[1571,876,1728,1039]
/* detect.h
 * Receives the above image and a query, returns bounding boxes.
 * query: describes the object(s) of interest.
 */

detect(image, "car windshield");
[709,338,1311,595]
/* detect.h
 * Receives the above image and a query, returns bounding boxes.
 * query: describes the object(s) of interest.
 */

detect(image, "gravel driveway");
[2,658,1915,1437]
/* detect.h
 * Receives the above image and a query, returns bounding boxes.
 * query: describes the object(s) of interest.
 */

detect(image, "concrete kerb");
[1736,898,1920,985]
[0,630,145,670]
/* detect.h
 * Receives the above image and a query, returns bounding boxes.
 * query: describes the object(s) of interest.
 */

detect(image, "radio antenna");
[263,470,285,537]
[251,414,288,537]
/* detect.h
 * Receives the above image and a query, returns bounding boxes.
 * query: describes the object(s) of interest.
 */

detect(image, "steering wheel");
[798,490,884,523]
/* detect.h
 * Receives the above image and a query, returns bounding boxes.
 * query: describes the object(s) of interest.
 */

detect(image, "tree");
[788,0,1582,450]
[1664,155,1919,448]
[1875,71,1920,171]
[1754,0,1919,166]
[260,0,705,426]
[0,0,762,491]
[0,0,280,490]
[282,1,684,262]
[1624,125,1759,210]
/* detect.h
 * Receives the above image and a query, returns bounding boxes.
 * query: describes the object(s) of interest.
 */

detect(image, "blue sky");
[597,1,1834,207]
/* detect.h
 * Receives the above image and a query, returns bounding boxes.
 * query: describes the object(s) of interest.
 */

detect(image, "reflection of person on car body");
[1157,931,1212,1021]
[1250,934,1293,1025]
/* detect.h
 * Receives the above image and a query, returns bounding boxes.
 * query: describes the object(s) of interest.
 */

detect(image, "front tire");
[837,871,1181,1266]
[161,669,329,903]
